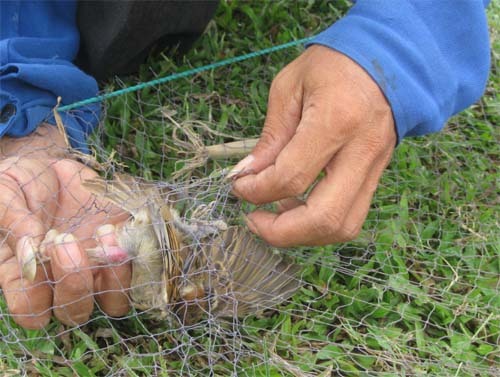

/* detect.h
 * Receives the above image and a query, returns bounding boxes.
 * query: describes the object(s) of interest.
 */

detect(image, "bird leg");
[171,202,228,242]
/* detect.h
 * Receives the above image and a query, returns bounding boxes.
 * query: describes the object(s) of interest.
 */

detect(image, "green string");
[59,37,313,112]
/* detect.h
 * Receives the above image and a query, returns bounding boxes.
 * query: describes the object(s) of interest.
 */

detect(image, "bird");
[81,173,302,324]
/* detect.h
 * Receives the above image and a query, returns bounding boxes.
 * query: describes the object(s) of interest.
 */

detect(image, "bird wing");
[181,226,302,319]
[83,173,184,307]
[154,203,184,304]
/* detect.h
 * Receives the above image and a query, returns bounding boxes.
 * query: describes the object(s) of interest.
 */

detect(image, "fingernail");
[39,229,59,257]
[97,224,115,238]
[96,224,116,243]
[227,154,255,180]
[18,236,37,282]
[44,229,59,243]
[54,233,82,269]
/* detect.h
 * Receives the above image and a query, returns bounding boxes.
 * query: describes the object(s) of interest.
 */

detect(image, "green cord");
[58,37,313,112]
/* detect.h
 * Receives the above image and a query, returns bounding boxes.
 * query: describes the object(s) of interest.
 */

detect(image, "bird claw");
[174,217,228,241]
[172,202,228,241]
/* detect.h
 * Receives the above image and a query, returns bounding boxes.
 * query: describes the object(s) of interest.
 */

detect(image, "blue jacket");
[0,1,491,150]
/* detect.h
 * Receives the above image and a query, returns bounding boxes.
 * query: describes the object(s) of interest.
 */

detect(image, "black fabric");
[75,1,219,81]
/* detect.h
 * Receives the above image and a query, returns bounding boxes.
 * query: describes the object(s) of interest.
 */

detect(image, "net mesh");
[1,2,499,376]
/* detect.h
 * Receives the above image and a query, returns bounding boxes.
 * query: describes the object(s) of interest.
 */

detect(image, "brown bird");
[81,173,302,323]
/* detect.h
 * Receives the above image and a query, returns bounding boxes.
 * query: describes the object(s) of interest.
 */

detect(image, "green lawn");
[1,1,499,376]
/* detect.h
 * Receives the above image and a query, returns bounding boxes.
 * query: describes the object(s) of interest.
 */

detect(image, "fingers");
[0,242,53,329]
[93,224,131,317]
[232,54,367,205]
[0,158,56,328]
[336,152,393,242]
[1,227,131,329]
[50,233,94,326]
[306,148,393,245]
[228,64,303,179]
[94,264,131,318]
[232,99,345,204]
[0,155,130,328]
[49,160,131,319]
[276,197,304,214]
[245,135,394,247]
[232,46,398,246]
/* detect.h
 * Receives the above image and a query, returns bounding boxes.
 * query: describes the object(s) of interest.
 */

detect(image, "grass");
[1,1,499,376]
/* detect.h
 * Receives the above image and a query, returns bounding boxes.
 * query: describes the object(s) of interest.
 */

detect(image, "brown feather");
[178,226,302,320]
[83,174,302,323]
[83,174,184,316]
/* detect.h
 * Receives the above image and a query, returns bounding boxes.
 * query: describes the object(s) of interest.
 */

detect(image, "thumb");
[229,66,303,179]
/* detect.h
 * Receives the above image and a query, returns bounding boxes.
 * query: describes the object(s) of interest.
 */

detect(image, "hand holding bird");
[0,124,131,329]
[82,173,302,324]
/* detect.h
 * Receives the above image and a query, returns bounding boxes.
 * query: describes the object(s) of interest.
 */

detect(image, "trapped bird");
[75,173,302,323]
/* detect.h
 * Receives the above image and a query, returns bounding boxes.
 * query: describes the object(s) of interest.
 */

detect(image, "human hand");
[231,46,397,246]
[0,124,131,329]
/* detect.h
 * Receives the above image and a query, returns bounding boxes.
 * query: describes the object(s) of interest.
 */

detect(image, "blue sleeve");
[307,0,491,141]
[0,1,100,153]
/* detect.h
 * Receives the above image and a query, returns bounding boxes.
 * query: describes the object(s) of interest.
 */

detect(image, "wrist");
[0,123,68,159]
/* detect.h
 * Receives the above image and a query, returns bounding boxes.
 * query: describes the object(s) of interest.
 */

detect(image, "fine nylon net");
[1,3,499,377]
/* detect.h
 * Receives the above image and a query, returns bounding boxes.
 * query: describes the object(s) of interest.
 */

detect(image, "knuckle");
[310,208,362,243]
[58,272,93,295]
[269,75,289,102]
[311,209,343,238]
[337,224,362,242]
[282,172,309,197]
[260,108,294,143]
[363,134,389,157]
[336,107,364,130]
[258,127,281,148]
[233,179,261,205]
